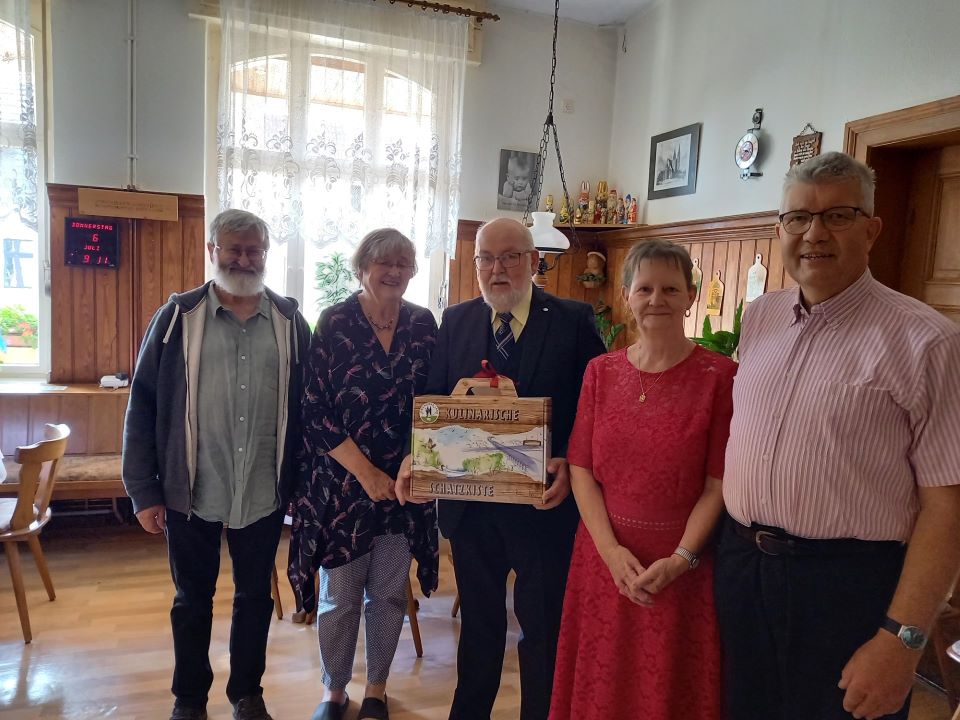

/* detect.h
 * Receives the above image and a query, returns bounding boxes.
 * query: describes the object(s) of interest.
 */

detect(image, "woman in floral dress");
[290,229,437,720]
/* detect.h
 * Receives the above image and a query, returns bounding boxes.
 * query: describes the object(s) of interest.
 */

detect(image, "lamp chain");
[524,0,577,249]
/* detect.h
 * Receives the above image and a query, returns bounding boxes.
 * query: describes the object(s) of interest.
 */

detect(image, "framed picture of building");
[648,123,702,200]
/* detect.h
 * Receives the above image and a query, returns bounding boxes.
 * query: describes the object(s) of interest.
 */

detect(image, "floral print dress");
[289,292,438,607]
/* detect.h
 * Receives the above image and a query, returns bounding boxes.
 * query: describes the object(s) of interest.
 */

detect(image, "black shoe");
[233,694,274,720]
[358,695,390,720]
[310,694,349,720]
[170,700,208,720]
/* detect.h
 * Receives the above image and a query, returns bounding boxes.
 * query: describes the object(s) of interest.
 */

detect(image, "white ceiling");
[490,0,653,26]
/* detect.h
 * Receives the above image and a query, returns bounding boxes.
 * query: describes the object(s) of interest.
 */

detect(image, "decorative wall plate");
[735,131,759,170]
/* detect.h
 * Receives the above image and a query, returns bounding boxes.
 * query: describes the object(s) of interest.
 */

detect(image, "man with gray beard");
[397,217,605,720]
[122,209,310,720]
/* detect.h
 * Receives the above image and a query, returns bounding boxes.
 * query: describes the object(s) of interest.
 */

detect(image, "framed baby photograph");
[497,148,540,212]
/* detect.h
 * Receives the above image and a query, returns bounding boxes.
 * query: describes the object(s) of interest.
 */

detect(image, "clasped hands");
[395,454,572,510]
[601,545,689,606]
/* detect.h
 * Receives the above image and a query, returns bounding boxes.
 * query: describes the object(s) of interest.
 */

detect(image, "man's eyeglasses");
[474,251,532,270]
[778,206,867,235]
[214,245,267,261]
[372,260,417,274]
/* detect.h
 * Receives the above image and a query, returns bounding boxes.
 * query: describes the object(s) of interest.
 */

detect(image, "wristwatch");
[672,546,700,570]
[881,616,927,650]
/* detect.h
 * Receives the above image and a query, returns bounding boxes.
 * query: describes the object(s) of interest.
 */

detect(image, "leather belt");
[731,521,903,557]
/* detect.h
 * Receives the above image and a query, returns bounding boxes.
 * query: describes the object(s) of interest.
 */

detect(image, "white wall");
[609,0,960,225]
[459,4,618,220]
[49,0,206,194]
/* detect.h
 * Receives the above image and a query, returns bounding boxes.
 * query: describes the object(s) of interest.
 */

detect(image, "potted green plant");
[692,300,743,358]
[594,299,625,350]
[577,271,606,289]
[314,252,356,311]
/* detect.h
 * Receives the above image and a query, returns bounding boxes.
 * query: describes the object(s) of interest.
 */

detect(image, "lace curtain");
[0,0,37,234]
[218,0,468,305]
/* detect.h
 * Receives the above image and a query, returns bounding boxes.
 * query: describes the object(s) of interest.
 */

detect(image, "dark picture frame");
[497,148,540,212]
[648,123,702,200]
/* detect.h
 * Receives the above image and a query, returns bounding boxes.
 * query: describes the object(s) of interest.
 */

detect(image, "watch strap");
[672,546,699,569]
[881,616,927,650]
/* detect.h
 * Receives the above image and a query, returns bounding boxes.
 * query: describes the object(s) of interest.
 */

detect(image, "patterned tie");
[495,312,515,361]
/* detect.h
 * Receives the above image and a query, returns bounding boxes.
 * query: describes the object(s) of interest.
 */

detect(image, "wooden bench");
[0,384,128,519]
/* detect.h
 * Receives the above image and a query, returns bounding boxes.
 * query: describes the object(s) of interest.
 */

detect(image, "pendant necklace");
[634,345,667,403]
[637,368,667,403]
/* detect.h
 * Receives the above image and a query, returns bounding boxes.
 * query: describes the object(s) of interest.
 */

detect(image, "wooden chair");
[1,423,70,643]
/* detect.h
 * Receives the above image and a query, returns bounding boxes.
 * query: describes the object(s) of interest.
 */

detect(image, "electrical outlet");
[561,99,574,114]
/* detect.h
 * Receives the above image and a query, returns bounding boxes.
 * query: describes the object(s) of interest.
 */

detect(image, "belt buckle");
[754,530,780,555]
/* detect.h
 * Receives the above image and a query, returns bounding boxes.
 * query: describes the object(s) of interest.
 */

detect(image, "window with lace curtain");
[215,1,467,324]
[0,9,43,374]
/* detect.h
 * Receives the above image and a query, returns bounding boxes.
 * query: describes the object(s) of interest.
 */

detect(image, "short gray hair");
[621,239,694,290]
[209,209,270,248]
[351,228,417,276]
[783,151,876,215]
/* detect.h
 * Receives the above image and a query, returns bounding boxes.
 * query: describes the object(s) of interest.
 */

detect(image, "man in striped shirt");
[716,151,960,720]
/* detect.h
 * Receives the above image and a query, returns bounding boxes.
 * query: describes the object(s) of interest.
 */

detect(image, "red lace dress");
[549,346,735,720]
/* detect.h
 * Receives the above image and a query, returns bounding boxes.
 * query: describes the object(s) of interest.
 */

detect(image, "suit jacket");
[425,286,606,538]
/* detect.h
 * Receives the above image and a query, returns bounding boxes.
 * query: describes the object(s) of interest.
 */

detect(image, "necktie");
[495,312,515,361]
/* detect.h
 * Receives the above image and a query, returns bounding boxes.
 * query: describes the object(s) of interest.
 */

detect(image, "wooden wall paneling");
[0,397,29,456]
[138,220,165,342]
[768,236,786,290]
[28,395,60,445]
[87,394,124,454]
[93,260,120,377]
[458,240,475,303]
[711,243,729,332]
[47,185,205,382]
[161,219,185,301]
[684,242,704,337]
[721,241,741,331]
[59,395,90,454]
[118,220,136,374]
[48,192,75,383]
[736,239,757,316]
[696,242,715,335]
[71,260,98,381]
[755,238,772,290]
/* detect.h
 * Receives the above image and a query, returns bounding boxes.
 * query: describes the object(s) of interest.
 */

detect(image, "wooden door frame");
[844,95,960,158]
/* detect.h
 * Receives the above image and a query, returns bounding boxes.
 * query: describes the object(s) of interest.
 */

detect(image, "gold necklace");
[637,368,667,403]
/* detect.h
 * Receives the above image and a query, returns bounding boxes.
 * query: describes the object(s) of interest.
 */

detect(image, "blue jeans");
[165,508,283,708]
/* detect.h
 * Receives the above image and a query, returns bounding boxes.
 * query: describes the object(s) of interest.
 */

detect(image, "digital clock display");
[64,217,119,268]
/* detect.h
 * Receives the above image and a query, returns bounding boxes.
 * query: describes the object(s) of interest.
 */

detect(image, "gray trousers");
[317,532,412,689]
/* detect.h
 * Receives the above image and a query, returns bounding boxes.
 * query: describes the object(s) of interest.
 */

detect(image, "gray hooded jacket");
[121,281,310,515]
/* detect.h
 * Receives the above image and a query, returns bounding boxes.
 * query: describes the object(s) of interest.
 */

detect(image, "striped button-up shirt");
[724,270,960,541]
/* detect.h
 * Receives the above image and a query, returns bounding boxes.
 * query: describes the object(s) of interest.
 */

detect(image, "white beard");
[212,264,265,297]
[481,275,528,313]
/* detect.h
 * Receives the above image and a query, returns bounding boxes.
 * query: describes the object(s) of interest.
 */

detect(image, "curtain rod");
[379,0,500,23]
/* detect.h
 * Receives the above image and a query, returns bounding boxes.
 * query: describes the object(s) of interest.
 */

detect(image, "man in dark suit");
[398,217,605,720]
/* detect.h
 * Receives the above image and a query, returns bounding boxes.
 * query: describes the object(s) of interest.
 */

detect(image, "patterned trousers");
[318,532,412,689]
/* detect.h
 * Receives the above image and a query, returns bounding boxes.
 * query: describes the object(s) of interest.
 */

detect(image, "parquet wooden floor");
[0,521,952,719]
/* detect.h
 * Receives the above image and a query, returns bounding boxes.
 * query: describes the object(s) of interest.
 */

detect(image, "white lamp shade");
[530,212,570,254]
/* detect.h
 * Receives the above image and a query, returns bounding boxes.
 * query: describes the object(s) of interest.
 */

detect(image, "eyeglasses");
[778,206,867,234]
[474,251,532,270]
[371,260,417,274]
[214,245,267,261]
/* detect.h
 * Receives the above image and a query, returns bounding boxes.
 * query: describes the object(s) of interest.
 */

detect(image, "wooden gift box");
[411,377,551,504]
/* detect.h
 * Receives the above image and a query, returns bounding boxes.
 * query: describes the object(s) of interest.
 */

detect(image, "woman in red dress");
[549,240,735,720]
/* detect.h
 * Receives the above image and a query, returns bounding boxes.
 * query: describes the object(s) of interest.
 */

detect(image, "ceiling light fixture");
[524,0,575,281]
